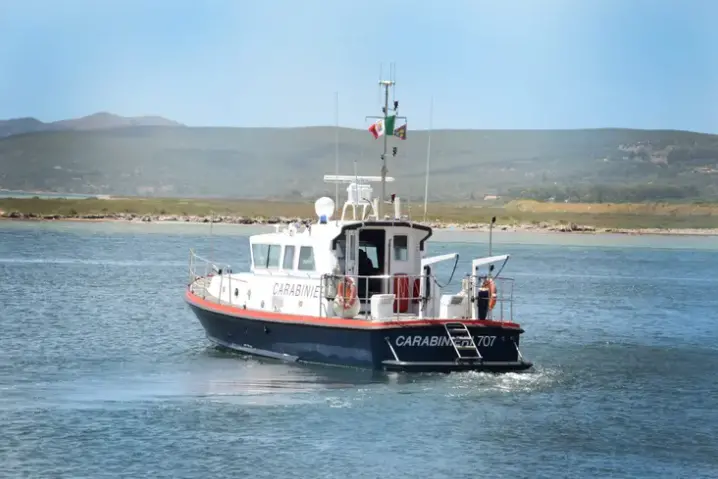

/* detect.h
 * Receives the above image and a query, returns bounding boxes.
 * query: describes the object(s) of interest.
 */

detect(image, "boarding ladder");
[443,322,483,361]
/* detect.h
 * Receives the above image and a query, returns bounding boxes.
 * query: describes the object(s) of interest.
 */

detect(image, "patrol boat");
[184,80,533,373]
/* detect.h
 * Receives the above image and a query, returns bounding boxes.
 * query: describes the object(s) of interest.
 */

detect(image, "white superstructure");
[189,175,513,323]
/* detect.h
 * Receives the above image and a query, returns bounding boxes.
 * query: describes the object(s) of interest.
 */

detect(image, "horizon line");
[2,113,717,136]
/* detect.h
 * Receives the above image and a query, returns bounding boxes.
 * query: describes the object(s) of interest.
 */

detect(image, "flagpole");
[423,96,433,222]
[334,91,339,212]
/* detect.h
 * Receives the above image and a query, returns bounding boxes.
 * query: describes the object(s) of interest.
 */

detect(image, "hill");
[51,112,183,131]
[0,124,717,201]
[0,112,182,138]
[0,117,56,138]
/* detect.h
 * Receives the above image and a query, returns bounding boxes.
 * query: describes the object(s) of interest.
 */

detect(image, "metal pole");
[209,210,214,268]
[334,91,339,212]
[379,81,392,219]
[423,96,433,222]
[489,216,496,256]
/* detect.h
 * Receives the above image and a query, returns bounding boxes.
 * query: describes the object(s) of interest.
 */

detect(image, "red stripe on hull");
[185,290,522,330]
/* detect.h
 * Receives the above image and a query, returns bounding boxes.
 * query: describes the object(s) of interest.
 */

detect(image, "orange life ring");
[336,276,358,310]
[481,278,497,310]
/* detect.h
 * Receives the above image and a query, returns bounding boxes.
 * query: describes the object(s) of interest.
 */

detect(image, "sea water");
[0,221,716,478]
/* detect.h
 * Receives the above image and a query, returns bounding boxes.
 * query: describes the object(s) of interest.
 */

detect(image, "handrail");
[188,248,516,322]
[189,249,231,275]
[188,249,233,301]
[320,272,437,320]
[467,274,515,323]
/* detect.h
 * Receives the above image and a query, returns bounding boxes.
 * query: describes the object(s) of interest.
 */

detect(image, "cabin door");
[346,229,373,306]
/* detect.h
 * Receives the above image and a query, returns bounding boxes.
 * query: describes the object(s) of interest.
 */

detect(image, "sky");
[1,0,718,132]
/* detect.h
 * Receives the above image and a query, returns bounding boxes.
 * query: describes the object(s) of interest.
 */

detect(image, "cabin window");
[360,243,379,269]
[283,245,295,270]
[252,244,282,268]
[298,246,315,271]
[267,245,281,269]
[393,235,408,261]
[358,229,385,275]
[251,244,269,268]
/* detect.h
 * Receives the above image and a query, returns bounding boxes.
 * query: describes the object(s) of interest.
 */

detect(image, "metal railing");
[187,249,517,322]
[319,272,437,320]
[467,274,515,323]
[189,249,221,285]
[188,249,239,304]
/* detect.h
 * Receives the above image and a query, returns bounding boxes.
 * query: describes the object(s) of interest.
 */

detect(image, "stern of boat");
[374,320,532,373]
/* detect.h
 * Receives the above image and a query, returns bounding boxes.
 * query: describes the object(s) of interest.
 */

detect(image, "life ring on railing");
[481,278,497,310]
[334,276,360,318]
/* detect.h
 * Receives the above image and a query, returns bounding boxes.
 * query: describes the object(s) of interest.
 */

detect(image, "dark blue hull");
[187,296,532,373]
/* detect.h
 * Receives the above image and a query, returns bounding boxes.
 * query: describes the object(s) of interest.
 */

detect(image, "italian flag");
[368,114,396,139]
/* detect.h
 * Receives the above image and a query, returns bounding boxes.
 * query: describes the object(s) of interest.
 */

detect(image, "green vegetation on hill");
[1,125,717,202]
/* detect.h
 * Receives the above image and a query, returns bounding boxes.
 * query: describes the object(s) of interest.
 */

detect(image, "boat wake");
[199,345,551,400]
[444,366,561,396]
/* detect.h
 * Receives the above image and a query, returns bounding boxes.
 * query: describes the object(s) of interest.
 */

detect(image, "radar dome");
[314,197,335,223]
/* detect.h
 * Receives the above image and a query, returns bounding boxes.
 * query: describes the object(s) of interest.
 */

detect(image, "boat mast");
[379,79,392,218]
[366,72,405,219]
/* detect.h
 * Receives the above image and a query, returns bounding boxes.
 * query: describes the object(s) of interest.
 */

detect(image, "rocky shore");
[0,211,304,225]
[1,211,717,236]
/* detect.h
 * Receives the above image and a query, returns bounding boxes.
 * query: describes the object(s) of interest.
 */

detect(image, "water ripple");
[1,223,717,478]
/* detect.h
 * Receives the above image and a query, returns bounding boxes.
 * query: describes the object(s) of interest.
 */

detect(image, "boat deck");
[188,278,425,321]
[194,291,424,321]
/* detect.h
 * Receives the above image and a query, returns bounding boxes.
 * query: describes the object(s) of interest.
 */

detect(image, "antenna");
[334,91,339,213]
[353,157,358,205]
[209,209,214,270]
[423,96,434,222]
[377,63,383,108]
[391,62,396,105]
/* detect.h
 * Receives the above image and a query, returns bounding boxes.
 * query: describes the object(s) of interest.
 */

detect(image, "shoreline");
[1,212,717,236]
